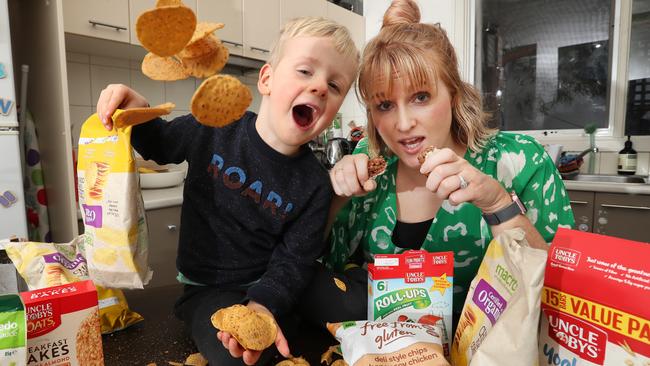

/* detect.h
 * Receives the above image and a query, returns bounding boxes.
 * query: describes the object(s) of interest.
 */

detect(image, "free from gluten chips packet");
[77,112,152,289]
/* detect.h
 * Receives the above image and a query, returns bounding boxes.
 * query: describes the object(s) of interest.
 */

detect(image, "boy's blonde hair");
[359,0,495,157]
[268,17,359,68]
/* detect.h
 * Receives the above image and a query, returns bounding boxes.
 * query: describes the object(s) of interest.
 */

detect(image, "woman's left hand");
[419,147,511,213]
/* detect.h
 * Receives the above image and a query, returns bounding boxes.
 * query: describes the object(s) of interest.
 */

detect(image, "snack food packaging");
[368,250,454,356]
[3,236,144,334]
[77,112,152,289]
[451,228,547,366]
[327,320,450,366]
[0,294,26,365]
[21,280,104,366]
[539,228,650,365]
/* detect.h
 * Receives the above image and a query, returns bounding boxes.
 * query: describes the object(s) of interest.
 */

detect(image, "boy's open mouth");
[292,104,315,128]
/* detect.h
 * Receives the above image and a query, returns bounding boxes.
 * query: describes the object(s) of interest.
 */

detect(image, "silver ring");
[458,174,469,189]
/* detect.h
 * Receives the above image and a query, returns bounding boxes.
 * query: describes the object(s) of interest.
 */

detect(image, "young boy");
[96,17,359,365]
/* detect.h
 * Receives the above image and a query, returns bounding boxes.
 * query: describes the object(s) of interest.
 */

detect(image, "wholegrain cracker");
[181,42,229,78]
[136,6,196,57]
[191,75,251,127]
[113,102,176,128]
[142,52,189,81]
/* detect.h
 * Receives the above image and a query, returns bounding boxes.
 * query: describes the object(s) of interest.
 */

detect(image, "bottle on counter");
[618,135,637,175]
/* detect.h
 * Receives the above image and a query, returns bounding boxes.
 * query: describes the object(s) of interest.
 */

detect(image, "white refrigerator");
[0,0,28,241]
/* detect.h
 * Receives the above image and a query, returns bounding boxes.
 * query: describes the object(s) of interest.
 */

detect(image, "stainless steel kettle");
[325,138,351,168]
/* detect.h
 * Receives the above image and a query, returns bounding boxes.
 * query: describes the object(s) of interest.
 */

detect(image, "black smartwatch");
[482,192,527,225]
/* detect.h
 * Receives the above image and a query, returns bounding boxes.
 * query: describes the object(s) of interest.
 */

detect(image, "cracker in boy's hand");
[136,5,196,57]
[211,304,277,351]
[113,102,176,129]
[275,356,310,365]
[191,75,252,127]
[181,42,229,78]
[142,53,189,81]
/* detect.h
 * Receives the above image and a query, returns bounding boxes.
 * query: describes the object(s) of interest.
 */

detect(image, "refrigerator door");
[0,131,27,240]
[0,0,17,128]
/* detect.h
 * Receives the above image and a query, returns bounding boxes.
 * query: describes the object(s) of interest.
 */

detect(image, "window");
[625,0,650,135]
[475,0,614,133]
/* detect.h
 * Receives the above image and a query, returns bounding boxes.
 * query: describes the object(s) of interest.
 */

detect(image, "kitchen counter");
[563,180,650,195]
[141,185,184,210]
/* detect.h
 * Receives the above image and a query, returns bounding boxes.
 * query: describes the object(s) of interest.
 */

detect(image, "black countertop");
[102,285,336,365]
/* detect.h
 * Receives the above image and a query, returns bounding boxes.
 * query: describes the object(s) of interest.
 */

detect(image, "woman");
[303,0,574,328]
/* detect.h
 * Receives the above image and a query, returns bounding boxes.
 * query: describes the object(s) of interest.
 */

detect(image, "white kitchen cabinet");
[145,206,181,288]
[243,0,280,60]
[196,0,244,56]
[63,0,130,43]
[281,0,326,25]
[326,2,364,52]
[130,0,197,47]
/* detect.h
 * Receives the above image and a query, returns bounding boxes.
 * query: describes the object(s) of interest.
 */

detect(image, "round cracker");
[178,34,220,59]
[113,102,176,129]
[136,6,196,57]
[191,75,252,127]
[186,22,225,47]
[142,52,189,81]
[234,312,276,351]
[210,304,249,330]
[181,42,229,78]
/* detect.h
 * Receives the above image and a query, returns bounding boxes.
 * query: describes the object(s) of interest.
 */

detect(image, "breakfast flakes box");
[21,280,104,366]
[539,229,650,366]
[368,250,454,356]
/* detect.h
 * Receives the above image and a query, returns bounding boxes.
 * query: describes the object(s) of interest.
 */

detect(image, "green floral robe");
[324,132,575,315]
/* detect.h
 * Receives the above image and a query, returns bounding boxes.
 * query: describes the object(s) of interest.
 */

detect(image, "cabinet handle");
[570,200,589,205]
[222,40,243,48]
[601,204,650,211]
[167,225,177,231]
[250,46,270,53]
[89,20,127,31]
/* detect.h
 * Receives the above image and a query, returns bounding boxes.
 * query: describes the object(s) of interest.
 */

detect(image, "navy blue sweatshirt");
[132,112,333,316]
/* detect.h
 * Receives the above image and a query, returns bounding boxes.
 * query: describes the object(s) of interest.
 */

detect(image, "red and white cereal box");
[539,229,650,365]
[368,250,454,357]
[21,280,104,366]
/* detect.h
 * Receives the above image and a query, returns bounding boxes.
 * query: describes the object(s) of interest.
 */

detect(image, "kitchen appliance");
[0,0,29,294]
[325,137,351,168]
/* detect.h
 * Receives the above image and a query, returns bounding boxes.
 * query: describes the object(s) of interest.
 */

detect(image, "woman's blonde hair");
[268,17,359,68]
[359,0,494,156]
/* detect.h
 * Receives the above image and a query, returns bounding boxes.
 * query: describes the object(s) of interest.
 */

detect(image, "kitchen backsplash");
[573,150,650,176]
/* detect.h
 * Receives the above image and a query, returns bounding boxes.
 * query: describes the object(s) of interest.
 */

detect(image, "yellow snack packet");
[2,236,144,334]
[78,112,152,289]
[450,228,547,366]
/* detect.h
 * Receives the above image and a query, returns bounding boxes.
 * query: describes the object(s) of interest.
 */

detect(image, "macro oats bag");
[77,112,152,289]
[368,250,454,357]
[0,294,26,365]
[539,229,650,366]
[451,228,547,366]
[21,280,104,366]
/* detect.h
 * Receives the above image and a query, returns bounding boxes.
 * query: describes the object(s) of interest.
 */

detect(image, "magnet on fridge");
[0,63,5,78]
[0,191,17,208]
[0,97,13,115]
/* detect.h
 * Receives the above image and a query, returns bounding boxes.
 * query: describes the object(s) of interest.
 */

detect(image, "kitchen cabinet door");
[145,206,181,288]
[130,0,197,47]
[197,0,244,56]
[243,0,280,60]
[326,2,365,51]
[281,0,326,25]
[594,193,650,243]
[63,0,130,43]
[567,190,594,232]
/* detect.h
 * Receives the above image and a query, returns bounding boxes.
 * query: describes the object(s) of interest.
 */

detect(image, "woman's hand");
[216,301,291,365]
[419,148,511,213]
[330,154,377,197]
[96,84,149,131]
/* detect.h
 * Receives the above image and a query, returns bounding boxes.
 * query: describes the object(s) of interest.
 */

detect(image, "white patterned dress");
[324,132,575,315]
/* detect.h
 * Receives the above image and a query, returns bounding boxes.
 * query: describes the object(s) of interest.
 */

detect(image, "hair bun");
[382,0,421,27]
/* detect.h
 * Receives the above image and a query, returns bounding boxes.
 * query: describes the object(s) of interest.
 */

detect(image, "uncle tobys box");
[368,250,454,357]
[539,229,650,366]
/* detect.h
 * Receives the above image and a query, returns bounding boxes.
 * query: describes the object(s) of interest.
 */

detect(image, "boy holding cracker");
[96,17,359,365]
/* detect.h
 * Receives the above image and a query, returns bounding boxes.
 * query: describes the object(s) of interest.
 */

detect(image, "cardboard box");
[0,294,26,365]
[368,250,454,356]
[539,229,650,365]
[21,280,104,366]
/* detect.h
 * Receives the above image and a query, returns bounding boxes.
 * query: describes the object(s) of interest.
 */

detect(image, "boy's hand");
[330,154,377,197]
[96,84,149,131]
[216,301,291,365]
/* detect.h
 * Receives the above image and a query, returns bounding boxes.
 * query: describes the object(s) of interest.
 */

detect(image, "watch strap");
[482,199,525,225]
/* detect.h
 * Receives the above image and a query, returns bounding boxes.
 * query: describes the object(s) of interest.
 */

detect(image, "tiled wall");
[572,151,650,176]
[66,52,262,149]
